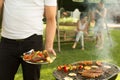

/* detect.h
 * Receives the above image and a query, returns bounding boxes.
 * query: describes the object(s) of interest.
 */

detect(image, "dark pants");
[0,34,43,80]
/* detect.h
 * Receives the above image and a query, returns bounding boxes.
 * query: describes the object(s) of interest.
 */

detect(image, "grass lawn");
[14,28,120,80]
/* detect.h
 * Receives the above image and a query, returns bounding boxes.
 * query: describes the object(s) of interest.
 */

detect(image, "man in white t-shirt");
[0,0,57,80]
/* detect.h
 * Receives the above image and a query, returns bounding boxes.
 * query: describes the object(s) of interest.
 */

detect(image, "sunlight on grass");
[15,73,23,80]
[41,67,56,80]
[116,73,120,80]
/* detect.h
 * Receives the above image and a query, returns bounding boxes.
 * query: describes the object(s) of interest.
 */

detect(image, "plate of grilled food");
[21,49,56,64]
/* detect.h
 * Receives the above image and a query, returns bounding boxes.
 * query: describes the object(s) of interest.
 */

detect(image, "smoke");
[94,36,114,62]
[90,0,120,62]
[105,0,120,23]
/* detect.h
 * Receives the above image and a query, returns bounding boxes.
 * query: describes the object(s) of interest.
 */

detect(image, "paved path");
[107,23,120,29]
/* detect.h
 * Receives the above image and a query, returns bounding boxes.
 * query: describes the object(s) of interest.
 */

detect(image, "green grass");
[14,29,120,80]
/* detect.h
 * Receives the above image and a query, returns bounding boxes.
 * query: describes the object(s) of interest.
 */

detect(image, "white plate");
[21,49,56,64]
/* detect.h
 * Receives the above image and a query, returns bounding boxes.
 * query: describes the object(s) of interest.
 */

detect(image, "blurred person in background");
[88,8,96,36]
[72,13,89,50]
[94,0,107,49]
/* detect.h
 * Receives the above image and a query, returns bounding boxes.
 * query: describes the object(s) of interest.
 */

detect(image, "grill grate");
[53,61,120,80]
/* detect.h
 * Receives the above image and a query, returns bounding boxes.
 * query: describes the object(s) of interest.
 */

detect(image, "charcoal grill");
[53,61,120,80]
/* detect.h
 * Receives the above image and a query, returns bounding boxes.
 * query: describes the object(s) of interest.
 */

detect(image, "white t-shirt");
[1,0,57,39]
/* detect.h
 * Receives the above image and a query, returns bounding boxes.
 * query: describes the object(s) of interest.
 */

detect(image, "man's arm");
[44,6,57,55]
[0,0,3,14]
[0,0,4,26]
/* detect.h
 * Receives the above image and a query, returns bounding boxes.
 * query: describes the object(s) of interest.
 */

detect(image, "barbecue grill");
[53,61,120,80]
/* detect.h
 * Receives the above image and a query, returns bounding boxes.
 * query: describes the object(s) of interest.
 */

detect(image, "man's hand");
[46,48,56,56]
